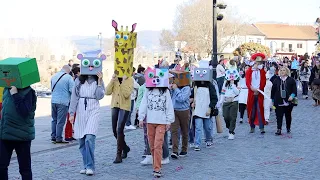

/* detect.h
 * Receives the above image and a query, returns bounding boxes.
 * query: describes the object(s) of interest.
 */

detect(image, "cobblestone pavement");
[7,92,320,180]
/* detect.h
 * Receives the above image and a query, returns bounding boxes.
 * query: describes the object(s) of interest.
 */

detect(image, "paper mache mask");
[77,54,106,75]
[145,67,169,88]
[225,69,240,81]
[0,57,40,88]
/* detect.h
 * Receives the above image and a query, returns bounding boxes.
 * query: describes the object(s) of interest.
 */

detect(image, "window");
[297,44,303,48]
[288,44,293,52]
[249,38,254,43]
[257,38,261,44]
[281,43,285,51]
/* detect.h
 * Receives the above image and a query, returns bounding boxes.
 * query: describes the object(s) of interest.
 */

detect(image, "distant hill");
[68,30,162,53]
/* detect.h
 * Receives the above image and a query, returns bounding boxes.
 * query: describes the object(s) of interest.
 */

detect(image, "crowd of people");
[1,51,320,179]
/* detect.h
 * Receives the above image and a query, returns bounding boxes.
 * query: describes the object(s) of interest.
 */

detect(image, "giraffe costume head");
[112,20,137,77]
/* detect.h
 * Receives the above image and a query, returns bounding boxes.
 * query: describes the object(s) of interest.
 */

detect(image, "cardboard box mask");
[193,68,213,81]
[169,70,191,87]
[112,20,137,77]
[145,67,169,88]
[0,57,40,88]
[77,54,106,75]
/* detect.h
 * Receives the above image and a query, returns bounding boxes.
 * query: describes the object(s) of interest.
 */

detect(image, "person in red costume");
[245,53,267,134]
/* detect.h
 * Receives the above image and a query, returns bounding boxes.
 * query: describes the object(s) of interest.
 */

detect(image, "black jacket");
[271,76,297,106]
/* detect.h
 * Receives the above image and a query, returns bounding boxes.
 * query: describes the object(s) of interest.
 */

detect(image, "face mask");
[258,64,264,69]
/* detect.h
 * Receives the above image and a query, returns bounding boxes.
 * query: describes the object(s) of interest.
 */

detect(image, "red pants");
[65,113,76,139]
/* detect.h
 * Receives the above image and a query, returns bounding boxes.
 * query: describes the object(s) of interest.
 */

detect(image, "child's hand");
[166,124,171,131]
[205,108,211,116]
[69,116,75,124]
[139,121,144,128]
[10,86,18,95]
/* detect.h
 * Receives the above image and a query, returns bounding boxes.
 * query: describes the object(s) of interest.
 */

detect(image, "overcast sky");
[0,0,319,38]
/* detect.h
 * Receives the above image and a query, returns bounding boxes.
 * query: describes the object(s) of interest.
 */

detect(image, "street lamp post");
[211,0,218,80]
[211,0,226,80]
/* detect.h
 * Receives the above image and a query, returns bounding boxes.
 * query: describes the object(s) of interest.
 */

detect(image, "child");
[264,72,273,124]
[138,67,174,178]
[0,85,37,180]
[217,69,240,140]
[68,72,105,175]
[238,66,249,123]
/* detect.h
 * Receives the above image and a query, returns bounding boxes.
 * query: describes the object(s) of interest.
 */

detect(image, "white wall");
[265,39,317,55]
[221,35,266,54]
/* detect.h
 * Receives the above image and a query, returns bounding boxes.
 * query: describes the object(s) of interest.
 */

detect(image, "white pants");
[264,98,272,120]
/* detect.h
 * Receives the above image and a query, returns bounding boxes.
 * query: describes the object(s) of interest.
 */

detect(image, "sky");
[0,0,319,38]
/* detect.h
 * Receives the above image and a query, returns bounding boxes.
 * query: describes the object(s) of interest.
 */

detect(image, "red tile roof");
[253,23,317,40]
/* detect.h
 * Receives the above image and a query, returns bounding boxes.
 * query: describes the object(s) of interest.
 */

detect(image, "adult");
[309,59,320,106]
[245,53,267,134]
[51,65,74,143]
[68,59,74,76]
[64,64,80,141]
[271,67,297,135]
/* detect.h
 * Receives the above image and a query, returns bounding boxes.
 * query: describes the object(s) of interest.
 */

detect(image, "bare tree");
[160,0,246,54]
[159,29,176,51]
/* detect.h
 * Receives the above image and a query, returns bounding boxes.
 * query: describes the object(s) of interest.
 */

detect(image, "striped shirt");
[69,77,105,139]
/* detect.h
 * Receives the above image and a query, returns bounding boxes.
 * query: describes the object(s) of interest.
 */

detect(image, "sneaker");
[189,143,195,148]
[140,155,153,165]
[161,157,170,165]
[194,146,200,151]
[125,125,136,130]
[206,142,213,147]
[305,95,308,99]
[153,171,162,178]
[228,133,235,140]
[51,138,56,142]
[179,151,187,157]
[239,119,243,123]
[86,169,94,176]
[171,152,179,159]
[79,169,86,174]
[55,140,69,144]
[260,128,266,134]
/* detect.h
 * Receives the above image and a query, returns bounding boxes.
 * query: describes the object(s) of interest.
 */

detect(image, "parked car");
[31,83,52,98]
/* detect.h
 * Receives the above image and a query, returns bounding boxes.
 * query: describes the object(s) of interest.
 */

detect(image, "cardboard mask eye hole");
[115,34,121,39]
[93,59,101,67]
[123,35,128,40]
[82,59,90,67]
[148,72,154,78]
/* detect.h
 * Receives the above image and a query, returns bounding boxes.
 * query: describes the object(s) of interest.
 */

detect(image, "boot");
[113,134,124,164]
[122,143,130,159]
[275,129,282,136]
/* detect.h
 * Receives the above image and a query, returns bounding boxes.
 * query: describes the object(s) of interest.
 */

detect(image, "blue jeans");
[51,103,69,141]
[125,100,135,126]
[194,117,213,146]
[79,134,96,170]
